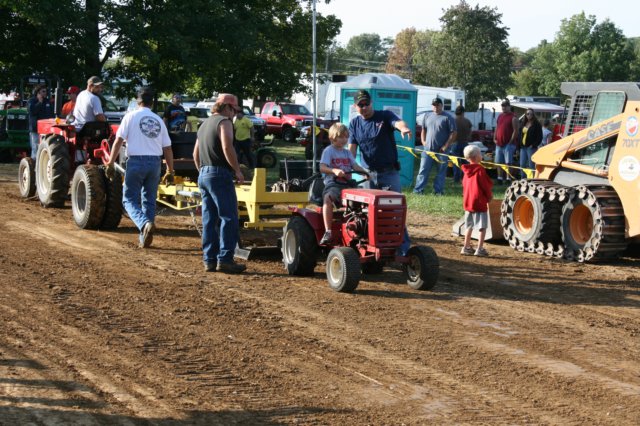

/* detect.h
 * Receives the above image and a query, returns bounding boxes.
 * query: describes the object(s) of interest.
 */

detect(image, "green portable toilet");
[340,73,417,188]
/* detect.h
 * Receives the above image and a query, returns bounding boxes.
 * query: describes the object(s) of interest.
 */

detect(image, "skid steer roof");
[561,82,640,100]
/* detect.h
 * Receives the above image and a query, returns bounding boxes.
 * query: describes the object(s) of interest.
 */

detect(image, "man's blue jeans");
[413,151,448,195]
[364,170,411,256]
[123,156,161,235]
[29,132,39,160]
[198,165,239,265]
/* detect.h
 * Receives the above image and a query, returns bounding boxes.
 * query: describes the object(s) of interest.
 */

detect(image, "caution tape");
[397,146,535,180]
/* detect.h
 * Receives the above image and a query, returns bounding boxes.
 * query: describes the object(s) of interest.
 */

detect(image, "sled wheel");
[99,166,123,230]
[257,149,277,169]
[405,245,439,290]
[326,247,361,293]
[282,216,318,275]
[18,157,36,198]
[71,165,106,229]
[36,134,70,208]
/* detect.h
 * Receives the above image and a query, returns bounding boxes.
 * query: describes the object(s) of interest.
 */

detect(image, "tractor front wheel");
[282,216,318,275]
[71,165,106,229]
[405,245,439,290]
[18,157,36,198]
[326,247,361,293]
[36,134,70,208]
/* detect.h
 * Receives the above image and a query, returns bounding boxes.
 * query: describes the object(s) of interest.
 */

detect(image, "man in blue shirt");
[348,89,412,256]
[413,97,457,195]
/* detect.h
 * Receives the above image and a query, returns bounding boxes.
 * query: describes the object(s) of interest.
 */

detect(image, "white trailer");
[415,85,465,113]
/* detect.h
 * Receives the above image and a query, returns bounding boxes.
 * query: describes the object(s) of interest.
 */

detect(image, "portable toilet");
[340,73,417,188]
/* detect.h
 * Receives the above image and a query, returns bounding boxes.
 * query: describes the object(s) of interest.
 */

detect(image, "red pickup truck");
[258,101,314,142]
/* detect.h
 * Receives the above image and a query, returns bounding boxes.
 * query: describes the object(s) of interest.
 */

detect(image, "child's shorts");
[322,181,353,207]
[464,211,488,230]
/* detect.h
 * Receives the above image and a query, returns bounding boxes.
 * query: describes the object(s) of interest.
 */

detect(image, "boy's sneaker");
[460,246,474,256]
[319,230,332,245]
[216,262,246,274]
[140,221,155,248]
[474,247,489,257]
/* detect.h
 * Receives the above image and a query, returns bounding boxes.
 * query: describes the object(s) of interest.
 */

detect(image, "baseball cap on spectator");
[501,99,510,107]
[455,105,465,114]
[354,90,371,104]
[67,86,80,95]
[432,97,443,105]
[87,76,103,86]
[216,93,240,111]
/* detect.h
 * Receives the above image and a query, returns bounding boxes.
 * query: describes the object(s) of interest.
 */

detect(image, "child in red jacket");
[460,145,493,256]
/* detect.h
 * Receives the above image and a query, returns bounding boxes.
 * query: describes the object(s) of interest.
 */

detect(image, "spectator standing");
[73,76,106,131]
[541,118,554,147]
[163,94,186,131]
[348,89,412,256]
[519,108,543,177]
[61,86,80,117]
[413,97,457,195]
[105,87,174,249]
[193,93,246,274]
[27,84,54,160]
[452,105,472,184]
[318,123,368,245]
[493,99,519,185]
[233,108,255,168]
[460,145,493,257]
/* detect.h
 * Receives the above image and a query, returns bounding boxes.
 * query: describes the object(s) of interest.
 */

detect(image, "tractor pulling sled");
[282,172,440,293]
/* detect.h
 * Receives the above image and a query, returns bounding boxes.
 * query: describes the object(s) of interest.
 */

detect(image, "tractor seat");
[308,174,325,206]
[77,121,111,142]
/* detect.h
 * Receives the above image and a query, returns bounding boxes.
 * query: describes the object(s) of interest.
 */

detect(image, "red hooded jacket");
[461,163,493,212]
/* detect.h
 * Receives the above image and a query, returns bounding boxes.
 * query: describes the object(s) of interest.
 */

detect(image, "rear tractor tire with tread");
[99,166,123,230]
[35,134,70,208]
[282,216,318,275]
[71,165,106,229]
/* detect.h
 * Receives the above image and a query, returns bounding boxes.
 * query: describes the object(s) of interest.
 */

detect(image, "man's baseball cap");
[136,87,154,103]
[87,76,103,86]
[216,93,240,110]
[501,99,510,106]
[66,86,80,94]
[354,90,371,104]
[432,97,443,105]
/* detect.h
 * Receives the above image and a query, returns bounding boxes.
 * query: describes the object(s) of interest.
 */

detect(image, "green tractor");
[0,103,29,162]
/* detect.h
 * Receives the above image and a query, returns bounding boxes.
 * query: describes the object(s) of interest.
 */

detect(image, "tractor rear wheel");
[71,165,106,229]
[36,134,70,208]
[405,245,439,290]
[282,216,318,275]
[326,247,361,293]
[99,165,123,230]
[18,157,36,198]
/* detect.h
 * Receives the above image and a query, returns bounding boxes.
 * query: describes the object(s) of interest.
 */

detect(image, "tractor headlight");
[378,197,402,205]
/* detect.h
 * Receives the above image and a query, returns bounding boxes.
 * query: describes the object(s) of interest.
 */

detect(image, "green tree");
[331,33,391,74]
[385,28,436,80]
[412,1,513,109]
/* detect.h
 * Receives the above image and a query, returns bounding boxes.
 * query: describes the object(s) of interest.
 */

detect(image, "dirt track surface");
[1,163,639,425]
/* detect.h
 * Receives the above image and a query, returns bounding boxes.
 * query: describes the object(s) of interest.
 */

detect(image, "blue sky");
[315,0,639,51]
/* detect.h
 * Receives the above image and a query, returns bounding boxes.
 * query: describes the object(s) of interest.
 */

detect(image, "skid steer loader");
[501,82,640,262]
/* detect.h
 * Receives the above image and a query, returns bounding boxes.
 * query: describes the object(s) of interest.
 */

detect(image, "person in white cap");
[73,75,106,131]
[193,93,246,274]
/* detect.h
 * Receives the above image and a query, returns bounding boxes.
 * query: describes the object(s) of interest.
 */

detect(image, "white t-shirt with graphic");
[73,90,104,130]
[116,107,171,156]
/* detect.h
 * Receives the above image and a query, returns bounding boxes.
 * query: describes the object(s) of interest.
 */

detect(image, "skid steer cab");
[282,172,439,293]
[17,117,124,231]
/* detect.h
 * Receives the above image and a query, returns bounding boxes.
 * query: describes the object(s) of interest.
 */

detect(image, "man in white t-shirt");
[106,87,174,248]
[73,75,106,130]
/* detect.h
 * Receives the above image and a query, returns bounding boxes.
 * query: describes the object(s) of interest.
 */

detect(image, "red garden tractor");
[282,174,440,292]
[18,117,123,230]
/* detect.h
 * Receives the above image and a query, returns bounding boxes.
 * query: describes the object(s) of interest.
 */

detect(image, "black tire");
[18,157,36,198]
[35,134,70,208]
[326,247,361,293]
[560,186,626,262]
[282,126,296,143]
[99,166,123,230]
[282,216,318,275]
[501,180,562,246]
[71,165,106,229]
[361,261,385,274]
[256,149,277,169]
[405,245,439,290]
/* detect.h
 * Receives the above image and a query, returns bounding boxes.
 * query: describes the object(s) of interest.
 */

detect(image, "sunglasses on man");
[357,101,370,108]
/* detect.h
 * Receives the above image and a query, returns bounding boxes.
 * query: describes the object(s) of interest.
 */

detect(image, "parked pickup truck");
[258,101,314,142]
